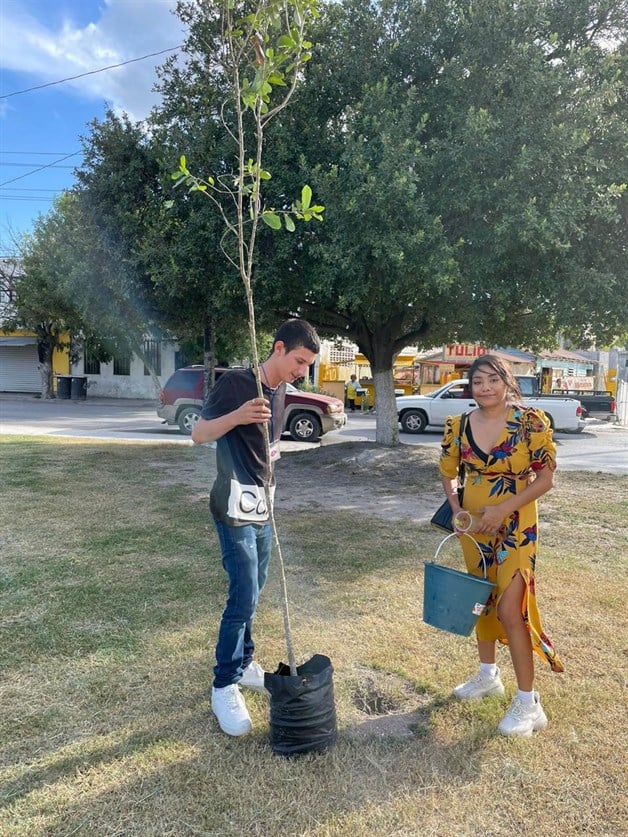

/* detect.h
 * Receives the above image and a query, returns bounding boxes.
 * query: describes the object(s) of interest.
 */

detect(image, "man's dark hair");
[272,319,320,354]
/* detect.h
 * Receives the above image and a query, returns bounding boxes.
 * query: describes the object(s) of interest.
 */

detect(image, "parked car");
[157,365,347,441]
[396,379,586,434]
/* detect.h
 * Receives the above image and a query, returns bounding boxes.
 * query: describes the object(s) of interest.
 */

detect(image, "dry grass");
[0,436,626,836]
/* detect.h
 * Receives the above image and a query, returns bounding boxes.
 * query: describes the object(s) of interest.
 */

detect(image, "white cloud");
[1,0,184,119]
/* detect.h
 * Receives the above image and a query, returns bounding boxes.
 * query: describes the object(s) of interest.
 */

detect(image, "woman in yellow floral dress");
[439,355,563,737]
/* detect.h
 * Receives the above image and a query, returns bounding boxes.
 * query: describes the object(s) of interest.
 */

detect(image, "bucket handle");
[434,532,489,580]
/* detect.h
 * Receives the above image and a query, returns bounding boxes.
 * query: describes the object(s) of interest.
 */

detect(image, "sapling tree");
[170,0,323,673]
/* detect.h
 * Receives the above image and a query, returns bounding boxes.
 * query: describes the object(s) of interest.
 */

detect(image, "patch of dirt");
[150,440,444,523]
[275,441,443,523]
[345,665,437,739]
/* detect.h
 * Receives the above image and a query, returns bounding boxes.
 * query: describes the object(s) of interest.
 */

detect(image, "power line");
[0,151,82,188]
[0,163,77,169]
[0,151,75,155]
[0,195,57,202]
[0,46,182,99]
[0,188,64,192]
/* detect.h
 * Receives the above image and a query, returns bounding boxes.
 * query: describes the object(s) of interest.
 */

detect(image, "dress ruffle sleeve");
[519,407,557,473]
[439,414,463,479]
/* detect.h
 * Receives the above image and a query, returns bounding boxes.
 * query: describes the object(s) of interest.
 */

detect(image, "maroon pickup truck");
[157,365,347,441]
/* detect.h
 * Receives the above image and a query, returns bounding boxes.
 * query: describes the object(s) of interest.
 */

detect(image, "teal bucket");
[423,533,496,637]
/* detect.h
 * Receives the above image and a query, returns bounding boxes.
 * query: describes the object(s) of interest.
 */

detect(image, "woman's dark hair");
[467,354,522,400]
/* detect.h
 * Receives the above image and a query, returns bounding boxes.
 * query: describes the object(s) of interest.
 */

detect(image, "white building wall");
[73,340,179,399]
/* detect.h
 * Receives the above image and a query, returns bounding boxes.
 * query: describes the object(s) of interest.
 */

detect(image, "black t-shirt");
[201,367,286,526]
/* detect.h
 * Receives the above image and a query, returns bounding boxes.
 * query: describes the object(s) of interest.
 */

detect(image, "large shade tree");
[19,1,625,434]
[256,0,627,442]
[149,0,626,444]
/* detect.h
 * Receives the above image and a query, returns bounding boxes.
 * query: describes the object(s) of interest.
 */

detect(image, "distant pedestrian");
[345,374,359,412]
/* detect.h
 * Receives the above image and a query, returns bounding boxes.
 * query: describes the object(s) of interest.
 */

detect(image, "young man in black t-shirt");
[192,319,320,736]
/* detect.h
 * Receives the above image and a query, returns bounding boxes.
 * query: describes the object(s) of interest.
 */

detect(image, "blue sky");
[0,0,184,253]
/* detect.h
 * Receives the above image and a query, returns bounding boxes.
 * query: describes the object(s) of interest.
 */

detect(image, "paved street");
[333,412,628,474]
[1,393,627,474]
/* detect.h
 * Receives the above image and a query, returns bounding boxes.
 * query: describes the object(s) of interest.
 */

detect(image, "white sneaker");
[211,685,252,736]
[498,693,548,737]
[239,661,267,693]
[453,668,505,700]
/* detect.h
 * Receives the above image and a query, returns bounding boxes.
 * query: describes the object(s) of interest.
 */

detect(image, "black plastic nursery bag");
[265,654,337,756]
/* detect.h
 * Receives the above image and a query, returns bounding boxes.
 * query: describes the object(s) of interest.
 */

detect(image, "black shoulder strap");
[458,412,467,485]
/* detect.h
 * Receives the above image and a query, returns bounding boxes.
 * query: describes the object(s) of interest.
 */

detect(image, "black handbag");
[431,413,467,533]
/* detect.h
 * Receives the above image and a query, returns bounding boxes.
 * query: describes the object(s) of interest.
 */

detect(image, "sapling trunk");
[174,0,323,678]
[242,278,297,676]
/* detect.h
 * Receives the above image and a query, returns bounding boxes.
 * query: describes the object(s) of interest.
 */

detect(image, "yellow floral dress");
[439,407,564,672]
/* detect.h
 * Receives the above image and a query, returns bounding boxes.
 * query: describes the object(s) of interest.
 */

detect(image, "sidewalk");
[0,391,156,409]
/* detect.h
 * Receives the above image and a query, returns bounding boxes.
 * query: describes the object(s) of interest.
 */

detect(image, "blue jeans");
[213,518,272,688]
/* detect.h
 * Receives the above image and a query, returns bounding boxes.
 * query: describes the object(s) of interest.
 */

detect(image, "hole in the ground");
[351,682,405,716]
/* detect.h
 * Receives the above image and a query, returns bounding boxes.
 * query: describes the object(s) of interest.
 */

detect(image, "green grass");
[0,435,626,836]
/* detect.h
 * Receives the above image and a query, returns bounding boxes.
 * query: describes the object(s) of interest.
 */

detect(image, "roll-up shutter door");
[0,345,41,392]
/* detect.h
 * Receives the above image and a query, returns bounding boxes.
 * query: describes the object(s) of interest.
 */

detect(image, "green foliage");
[167,1,324,252]
[258,0,626,355]
[11,196,118,396]
[15,0,627,418]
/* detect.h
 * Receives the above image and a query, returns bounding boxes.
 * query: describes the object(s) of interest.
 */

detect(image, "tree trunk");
[203,318,216,399]
[38,358,53,399]
[37,332,54,399]
[373,368,399,446]
[354,328,400,447]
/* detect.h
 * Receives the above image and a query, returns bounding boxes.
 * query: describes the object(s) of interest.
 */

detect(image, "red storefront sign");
[443,344,488,362]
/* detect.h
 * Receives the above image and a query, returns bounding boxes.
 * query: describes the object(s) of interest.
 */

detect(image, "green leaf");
[261,212,282,230]
[301,184,312,211]
[285,215,296,232]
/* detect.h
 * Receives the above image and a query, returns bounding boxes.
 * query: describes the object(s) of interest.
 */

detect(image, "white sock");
[517,689,536,705]
[479,663,498,679]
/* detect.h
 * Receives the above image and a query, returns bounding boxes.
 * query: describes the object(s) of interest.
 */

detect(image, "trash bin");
[70,375,88,401]
[356,387,371,412]
[56,375,72,400]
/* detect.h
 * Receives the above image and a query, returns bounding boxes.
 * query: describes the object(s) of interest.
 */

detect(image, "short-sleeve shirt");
[201,368,286,526]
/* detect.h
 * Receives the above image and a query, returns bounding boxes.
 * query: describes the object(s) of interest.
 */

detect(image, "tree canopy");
[9,195,120,398]
[253,0,627,439]
[15,0,627,437]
